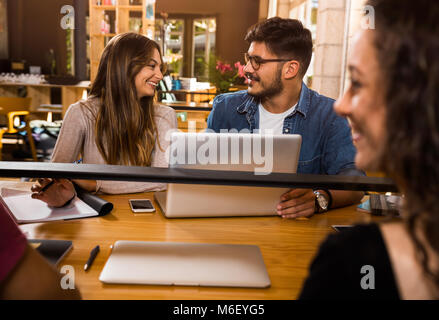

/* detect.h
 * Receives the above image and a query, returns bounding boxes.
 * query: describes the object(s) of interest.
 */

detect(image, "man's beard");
[247,66,283,100]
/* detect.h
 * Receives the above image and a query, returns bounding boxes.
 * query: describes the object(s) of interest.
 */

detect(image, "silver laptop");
[99,241,271,288]
[154,132,302,218]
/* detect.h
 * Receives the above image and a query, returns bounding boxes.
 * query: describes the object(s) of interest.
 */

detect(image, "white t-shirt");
[258,103,297,135]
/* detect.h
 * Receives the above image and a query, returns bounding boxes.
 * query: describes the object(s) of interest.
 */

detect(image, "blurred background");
[0,0,368,160]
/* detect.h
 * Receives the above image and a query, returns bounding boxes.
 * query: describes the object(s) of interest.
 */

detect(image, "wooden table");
[4,181,389,300]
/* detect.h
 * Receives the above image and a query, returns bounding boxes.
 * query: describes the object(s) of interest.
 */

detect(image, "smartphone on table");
[129,199,155,213]
[331,225,353,232]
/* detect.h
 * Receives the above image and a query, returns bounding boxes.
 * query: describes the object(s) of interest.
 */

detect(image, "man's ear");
[284,60,300,79]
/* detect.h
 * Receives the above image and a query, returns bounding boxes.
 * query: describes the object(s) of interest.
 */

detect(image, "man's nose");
[243,60,254,73]
[334,92,351,117]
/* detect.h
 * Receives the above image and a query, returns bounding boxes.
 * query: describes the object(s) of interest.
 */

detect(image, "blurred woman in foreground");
[299,0,439,299]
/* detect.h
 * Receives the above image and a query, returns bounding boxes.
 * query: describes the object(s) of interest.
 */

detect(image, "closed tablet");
[99,241,271,288]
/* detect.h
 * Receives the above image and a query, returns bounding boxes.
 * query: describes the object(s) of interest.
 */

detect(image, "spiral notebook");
[0,187,113,224]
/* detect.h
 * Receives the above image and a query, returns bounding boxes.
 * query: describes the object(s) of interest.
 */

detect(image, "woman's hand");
[31,178,76,207]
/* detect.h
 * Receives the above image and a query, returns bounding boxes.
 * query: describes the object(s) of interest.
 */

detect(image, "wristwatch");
[314,190,329,213]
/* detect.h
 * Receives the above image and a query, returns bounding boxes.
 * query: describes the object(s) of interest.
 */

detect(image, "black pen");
[84,245,100,271]
[39,179,55,193]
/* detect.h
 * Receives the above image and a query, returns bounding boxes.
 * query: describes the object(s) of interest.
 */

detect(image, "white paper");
[1,188,98,223]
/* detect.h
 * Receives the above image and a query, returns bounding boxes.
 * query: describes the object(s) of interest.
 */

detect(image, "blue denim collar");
[236,82,310,119]
[236,94,257,114]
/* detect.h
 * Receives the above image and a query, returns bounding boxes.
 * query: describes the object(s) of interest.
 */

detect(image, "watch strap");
[320,188,333,209]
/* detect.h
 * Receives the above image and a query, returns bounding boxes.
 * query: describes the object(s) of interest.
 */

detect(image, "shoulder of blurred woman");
[380,222,439,299]
[299,223,401,299]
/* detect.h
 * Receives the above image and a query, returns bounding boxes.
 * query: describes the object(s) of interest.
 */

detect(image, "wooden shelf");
[0,82,90,116]
[117,5,143,10]
[89,0,156,81]
[91,5,116,10]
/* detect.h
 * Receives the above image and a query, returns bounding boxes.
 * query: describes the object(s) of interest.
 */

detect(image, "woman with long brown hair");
[31,33,177,206]
[299,0,439,299]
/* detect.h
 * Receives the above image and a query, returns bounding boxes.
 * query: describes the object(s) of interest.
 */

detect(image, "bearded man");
[207,17,364,219]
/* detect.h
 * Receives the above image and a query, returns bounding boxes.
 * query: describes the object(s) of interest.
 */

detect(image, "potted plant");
[208,54,247,94]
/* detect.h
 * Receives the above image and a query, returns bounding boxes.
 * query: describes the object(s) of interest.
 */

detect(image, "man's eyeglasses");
[244,53,295,71]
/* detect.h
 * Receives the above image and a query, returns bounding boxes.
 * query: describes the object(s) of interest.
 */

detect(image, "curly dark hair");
[367,0,439,293]
[245,17,313,76]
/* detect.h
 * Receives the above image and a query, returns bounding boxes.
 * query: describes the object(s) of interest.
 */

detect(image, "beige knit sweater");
[51,97,177,194]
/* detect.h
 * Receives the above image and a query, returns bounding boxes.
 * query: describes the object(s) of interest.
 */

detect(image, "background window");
[155,18,184,76]
[192,18,216,80]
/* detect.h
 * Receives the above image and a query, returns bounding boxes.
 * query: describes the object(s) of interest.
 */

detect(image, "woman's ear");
[284,60,300,79]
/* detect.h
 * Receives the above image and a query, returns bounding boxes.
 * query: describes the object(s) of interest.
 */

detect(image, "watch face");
[316,193,328,210]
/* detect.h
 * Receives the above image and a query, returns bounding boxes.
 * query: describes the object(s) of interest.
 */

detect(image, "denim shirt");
[207,83,362,175]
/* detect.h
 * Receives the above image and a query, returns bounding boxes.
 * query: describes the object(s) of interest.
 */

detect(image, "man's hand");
[31,178,76,207]
[277,188,316,219]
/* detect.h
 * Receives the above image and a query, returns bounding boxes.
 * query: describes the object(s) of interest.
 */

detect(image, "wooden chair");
[0,97,37,161]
